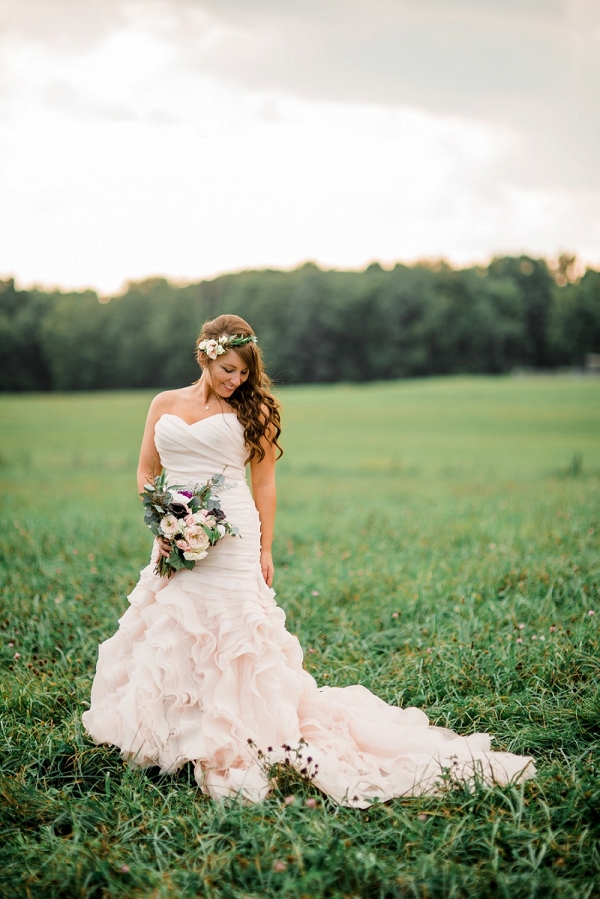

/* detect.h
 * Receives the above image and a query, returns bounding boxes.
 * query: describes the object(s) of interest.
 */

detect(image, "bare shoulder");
[148,387,189,415]
[261,401,278,419]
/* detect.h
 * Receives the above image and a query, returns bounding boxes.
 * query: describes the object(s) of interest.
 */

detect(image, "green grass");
[1,374,599,898]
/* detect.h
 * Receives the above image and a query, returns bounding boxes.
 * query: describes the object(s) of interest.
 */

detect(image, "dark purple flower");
[167,502,189,517]
[180,490,194,498]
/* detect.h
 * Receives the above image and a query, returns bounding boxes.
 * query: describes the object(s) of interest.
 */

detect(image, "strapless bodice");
[154,413,247,485]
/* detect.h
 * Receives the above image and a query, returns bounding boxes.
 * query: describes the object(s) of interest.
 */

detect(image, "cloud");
[2,1,594,109]
[5,0,593,189]
[0,0,130,48]
[0,0,598,290]
[171,0,599,190]
[190,0,568,105]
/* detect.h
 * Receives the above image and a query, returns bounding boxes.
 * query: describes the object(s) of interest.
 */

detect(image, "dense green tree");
[0,281,52,391]
[487,256,555,367]
[548,269,600,365]
[1,257,598,391]
[38,290,110,390]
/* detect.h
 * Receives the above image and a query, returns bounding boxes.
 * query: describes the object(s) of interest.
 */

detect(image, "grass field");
[0,375,599,899]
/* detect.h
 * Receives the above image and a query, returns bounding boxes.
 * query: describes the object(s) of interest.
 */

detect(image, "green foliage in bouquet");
[140,469,239,578]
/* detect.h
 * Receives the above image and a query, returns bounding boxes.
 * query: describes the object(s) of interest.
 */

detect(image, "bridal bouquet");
[141,469,239,578]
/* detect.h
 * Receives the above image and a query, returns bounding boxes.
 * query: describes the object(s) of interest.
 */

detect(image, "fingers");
[262,562,274,587]
[156,537,171,558]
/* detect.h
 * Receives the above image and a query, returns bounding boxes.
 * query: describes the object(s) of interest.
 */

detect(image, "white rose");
[183,549,208,561]
[159,514,181,537]
[204,339,219,360]
[170,492,191,506]
[216,524,226,538]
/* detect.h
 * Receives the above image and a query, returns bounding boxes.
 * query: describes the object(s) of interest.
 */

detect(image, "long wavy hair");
[196,314,282,463]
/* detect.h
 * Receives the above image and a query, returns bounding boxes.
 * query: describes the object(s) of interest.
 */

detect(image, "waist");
[165,471,247,491]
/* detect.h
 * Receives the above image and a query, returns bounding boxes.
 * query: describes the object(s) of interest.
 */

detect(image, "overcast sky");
[1,0,599,293]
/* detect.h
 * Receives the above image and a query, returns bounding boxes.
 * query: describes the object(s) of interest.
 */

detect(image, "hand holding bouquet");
[141,469,239,578]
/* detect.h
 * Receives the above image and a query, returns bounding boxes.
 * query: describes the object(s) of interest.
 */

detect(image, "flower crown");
[197,333,258,361]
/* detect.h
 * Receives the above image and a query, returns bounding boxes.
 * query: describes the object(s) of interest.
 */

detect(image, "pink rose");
[159,513,181,538]
[184,527,210,552]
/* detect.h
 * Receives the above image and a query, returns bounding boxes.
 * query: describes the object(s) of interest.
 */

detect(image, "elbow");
[252,481,277,501]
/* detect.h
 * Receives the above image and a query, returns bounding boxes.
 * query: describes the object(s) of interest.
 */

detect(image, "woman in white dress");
[82,314,536,807]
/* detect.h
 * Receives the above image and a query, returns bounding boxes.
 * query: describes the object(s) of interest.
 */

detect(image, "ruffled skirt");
[82,544,535,807]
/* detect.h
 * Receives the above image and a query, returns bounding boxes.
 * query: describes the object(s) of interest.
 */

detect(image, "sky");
[1,0,599,294]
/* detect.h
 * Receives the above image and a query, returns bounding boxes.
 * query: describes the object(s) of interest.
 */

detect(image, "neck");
[196,375,216,406]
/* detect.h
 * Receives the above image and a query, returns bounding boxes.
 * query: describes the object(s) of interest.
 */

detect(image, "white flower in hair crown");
[197,333,258,361]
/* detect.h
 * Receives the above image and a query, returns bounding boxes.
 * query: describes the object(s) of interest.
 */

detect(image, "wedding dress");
[82,412,535,807]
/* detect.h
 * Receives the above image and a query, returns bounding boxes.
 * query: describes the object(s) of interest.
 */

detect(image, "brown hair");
[196,314,282,463]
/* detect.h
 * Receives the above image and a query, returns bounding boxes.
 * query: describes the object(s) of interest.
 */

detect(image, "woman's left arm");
[249,424,278,588]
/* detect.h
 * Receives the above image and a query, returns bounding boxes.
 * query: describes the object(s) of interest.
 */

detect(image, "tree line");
[1,255,599,391]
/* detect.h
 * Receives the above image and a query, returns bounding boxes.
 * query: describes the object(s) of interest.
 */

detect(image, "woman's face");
[207,349,249,399]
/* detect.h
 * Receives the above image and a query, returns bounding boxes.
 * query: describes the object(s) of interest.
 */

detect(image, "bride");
[82,314,535,807]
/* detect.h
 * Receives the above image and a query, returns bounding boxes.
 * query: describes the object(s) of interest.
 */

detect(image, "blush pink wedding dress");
[82,412,535,807]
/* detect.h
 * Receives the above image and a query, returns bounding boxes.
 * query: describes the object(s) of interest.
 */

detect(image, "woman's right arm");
[136,393,169,496]
[137,393,173,561]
